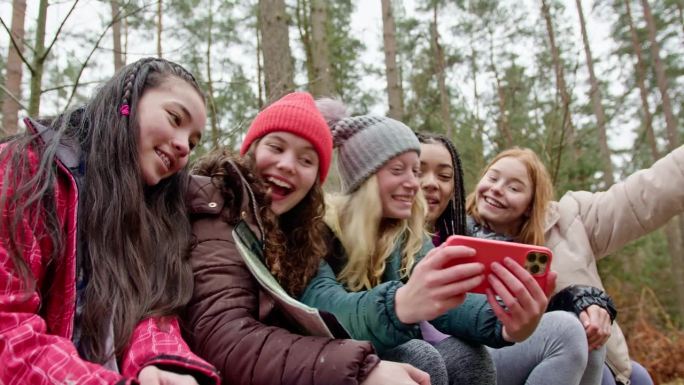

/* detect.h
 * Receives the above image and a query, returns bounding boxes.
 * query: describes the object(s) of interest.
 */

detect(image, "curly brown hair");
[192,149,326,297]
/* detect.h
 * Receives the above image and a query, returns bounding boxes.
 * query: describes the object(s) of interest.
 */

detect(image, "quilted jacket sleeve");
[184,216,379,385]
[0,148,132,384]
[563,144,684,259]
[0,290,134,385]
[300,261,419,354]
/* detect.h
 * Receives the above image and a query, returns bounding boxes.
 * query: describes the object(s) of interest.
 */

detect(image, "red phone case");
[443,235,553,294]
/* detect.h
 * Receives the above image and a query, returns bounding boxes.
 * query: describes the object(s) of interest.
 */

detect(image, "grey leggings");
[487,311,606,385]
[380,338,496,385]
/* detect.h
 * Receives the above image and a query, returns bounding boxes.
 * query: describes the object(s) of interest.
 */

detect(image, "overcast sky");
[0,0,634,151]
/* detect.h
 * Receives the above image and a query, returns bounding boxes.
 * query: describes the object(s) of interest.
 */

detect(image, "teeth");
[484,196,504,208]
[156,150,171,169]
[267,176,292,189]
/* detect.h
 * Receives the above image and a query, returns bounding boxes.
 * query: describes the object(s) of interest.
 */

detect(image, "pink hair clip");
[119,104,130,116]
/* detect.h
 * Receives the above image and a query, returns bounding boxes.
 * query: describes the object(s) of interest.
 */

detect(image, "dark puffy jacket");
[183,171,380,385]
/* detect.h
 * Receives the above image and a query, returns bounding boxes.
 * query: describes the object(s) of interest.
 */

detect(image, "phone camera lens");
[537,254,548,264]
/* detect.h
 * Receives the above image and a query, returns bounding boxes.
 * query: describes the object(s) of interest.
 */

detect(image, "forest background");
[1,0,683,382]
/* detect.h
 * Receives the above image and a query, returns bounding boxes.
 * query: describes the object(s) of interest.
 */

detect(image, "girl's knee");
[630,361,654,385]
[539,311,589,361]
[383,340,448,385]
[383,339,444,363]
[436,337,492,363]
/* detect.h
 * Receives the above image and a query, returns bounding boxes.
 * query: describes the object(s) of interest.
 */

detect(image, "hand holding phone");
[444,235,556,342]
[395,244,486,324]
[443,235,553,294]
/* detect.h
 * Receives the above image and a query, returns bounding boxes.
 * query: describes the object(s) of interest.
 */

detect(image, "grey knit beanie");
[330,115,420,193]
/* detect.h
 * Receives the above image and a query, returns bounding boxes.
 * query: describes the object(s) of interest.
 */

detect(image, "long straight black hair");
[0,58,205,363]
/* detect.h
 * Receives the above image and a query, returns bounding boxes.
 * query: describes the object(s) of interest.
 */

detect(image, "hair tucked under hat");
[240,92,333,182]
[321,106,420,193]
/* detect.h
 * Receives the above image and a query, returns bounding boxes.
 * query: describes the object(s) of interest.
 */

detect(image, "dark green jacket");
[299,227,510,353]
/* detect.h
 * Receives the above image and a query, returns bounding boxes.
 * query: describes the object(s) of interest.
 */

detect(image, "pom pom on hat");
[240,92,333,182]
[315,98,350,128]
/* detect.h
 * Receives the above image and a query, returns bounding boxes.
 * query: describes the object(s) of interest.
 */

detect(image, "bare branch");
[64,3,149,109]
[64,31,111,109]
[41,0,80,61]
[0,16,34,74]
[0,83,28,111]
[42,80,103,93]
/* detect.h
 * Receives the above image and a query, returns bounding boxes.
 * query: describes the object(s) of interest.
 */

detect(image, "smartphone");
[443,235,553,294]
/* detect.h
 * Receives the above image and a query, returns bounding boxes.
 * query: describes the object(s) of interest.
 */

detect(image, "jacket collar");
[186,162,265,242]
[24,117,81,170]
[544,201,561,233]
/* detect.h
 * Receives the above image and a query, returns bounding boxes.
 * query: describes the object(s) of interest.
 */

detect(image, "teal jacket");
[299,227,510,353]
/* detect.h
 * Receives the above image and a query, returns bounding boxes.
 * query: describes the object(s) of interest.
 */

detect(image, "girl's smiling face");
[475,156,533,235]
[254,131,319,215]
[419,142,455,225]
[376,151,421,219]
[137,77,206,186]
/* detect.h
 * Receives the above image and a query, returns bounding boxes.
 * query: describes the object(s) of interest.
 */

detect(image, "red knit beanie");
[240,92,333,182]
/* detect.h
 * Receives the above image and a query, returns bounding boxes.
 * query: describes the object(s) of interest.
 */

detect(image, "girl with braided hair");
[183,92,429,385]
[0,58,219,384]
[419,138,610,385]
[415,132,467,242]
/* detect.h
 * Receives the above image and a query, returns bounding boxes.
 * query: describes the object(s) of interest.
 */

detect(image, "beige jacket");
[544,145,684,383]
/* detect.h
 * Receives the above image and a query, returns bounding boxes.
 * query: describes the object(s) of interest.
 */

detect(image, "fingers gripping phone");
[444,235,553,294]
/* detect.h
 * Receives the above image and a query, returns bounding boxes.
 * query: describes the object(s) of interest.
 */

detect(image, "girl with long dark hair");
[0,58,219,384]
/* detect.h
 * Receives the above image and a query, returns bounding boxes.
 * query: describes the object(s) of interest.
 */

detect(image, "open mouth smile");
[266,176,294,199]
[483,196,505,209]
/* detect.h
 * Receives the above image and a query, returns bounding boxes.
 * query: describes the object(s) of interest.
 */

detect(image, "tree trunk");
[259,0,295,102]
[256,5,264,108]
[624,0,658,160]
[122,6,128,66]
[27,0,48,117]
[295,0,314,88]
[309,0,333,97]
[381,0,403,120]
[1,0,26,136]
[110,0,123,71]
[431,5,453,139]
[641,0,678,150]
[540,0,576,180]
[156,0,162,57]
[575,0,613,186]
[255,5,264,109]
[488,28,512,148]
[205,0,218,148]
[469,44,485,183]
